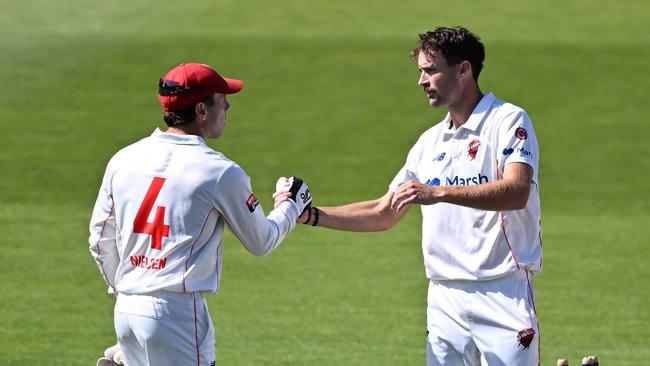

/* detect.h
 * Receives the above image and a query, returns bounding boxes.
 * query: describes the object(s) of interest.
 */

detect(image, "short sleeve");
[496,111,539,182]
[389,139,422,192]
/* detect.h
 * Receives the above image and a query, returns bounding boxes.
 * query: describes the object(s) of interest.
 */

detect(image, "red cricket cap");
[158,63,243,112]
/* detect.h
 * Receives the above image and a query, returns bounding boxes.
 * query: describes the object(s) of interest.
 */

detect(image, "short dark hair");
[163,94,216,126]
[411,26,485,81]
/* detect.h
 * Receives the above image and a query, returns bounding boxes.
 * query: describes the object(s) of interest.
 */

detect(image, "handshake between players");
[273,176,316,225]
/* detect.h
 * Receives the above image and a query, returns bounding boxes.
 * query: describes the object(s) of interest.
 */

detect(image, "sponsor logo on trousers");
[517,328,535,349]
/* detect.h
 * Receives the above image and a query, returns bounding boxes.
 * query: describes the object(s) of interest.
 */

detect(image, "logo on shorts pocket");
[517,328,535,350]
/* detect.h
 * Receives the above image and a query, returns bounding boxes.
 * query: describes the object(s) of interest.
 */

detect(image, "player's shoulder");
[106,135,151,166]
[417,119,450,143]
[403,120,449,160]
[200,146,240,169]
[213,160,252,191]
[192,147,246,177]
[489,94,530,121]
[209,153,241,173]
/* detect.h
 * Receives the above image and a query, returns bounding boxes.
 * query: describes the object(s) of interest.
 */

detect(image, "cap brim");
[223,77,243,94]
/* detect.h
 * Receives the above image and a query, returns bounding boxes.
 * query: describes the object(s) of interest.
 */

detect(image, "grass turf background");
[1,0,649,364]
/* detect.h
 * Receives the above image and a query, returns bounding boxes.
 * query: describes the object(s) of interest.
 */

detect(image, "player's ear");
[195,102,207,120]
[458,60,471,77]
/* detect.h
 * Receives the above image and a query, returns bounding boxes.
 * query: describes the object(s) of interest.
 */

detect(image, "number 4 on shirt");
[133,177,170,250]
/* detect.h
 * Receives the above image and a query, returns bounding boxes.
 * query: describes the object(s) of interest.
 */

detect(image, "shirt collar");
[151,128,207,146]
[443,92,496,135]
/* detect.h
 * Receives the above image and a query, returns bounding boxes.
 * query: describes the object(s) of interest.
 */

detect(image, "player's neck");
[448,86,483,129]
[166,123,205,139]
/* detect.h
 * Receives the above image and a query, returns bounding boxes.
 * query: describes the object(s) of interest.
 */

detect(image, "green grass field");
[1,0,649,365]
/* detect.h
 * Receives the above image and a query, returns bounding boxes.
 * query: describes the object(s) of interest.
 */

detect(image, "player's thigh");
[143,294,215,366]
[114,312,148,366]
[470,271,539,366]
[475,325,538,366]
[115,293,216,366]
[426,335,479,366]
[426,281,480,366]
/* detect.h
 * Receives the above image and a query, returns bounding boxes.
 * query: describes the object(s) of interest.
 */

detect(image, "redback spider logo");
[467,139,481,160]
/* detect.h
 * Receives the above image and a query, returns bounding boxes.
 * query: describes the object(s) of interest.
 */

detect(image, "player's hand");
[391,180,440,212]
[275,176,312,216]
[272,189,293,208]
[273,177,291,208]
[273,177,292,209]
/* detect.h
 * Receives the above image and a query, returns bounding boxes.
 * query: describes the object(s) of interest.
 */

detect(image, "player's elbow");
[374,208,401,231]
[245,243,274,257]
[509,186,530,210]
[510,198,527,210]
[376,217,398,231]
[242,234,281,257]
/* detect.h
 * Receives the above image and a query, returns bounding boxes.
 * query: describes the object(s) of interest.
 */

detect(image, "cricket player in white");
[289,27,542,365]
[89,63,312,366]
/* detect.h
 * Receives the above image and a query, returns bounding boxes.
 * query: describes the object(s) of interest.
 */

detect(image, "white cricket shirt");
[390,93,542,281]
[89,129,301,294]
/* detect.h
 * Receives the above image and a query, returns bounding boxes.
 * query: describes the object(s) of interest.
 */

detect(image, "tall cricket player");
[89,63,312,366]
[288,26,542,365]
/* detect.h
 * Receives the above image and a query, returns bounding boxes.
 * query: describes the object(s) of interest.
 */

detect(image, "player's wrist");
[431,186,447,203]
[300,206,312,224]
[301,207,319,226]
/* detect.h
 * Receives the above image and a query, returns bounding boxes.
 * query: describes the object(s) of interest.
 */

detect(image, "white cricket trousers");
[426,270,540,366]
[114,291,216,366]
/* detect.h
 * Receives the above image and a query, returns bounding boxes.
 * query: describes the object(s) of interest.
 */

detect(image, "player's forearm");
[438,180,530,211]
[392,163,534,212]
[232,201,298,257]
[316,199,398,232]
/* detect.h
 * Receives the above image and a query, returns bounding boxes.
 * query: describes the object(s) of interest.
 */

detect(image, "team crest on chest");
[467,139,481,160]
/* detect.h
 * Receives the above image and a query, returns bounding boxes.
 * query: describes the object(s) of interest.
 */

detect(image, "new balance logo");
[433,152,446,161]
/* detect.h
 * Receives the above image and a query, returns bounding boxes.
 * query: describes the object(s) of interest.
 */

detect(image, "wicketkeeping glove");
[276,176,312,215]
